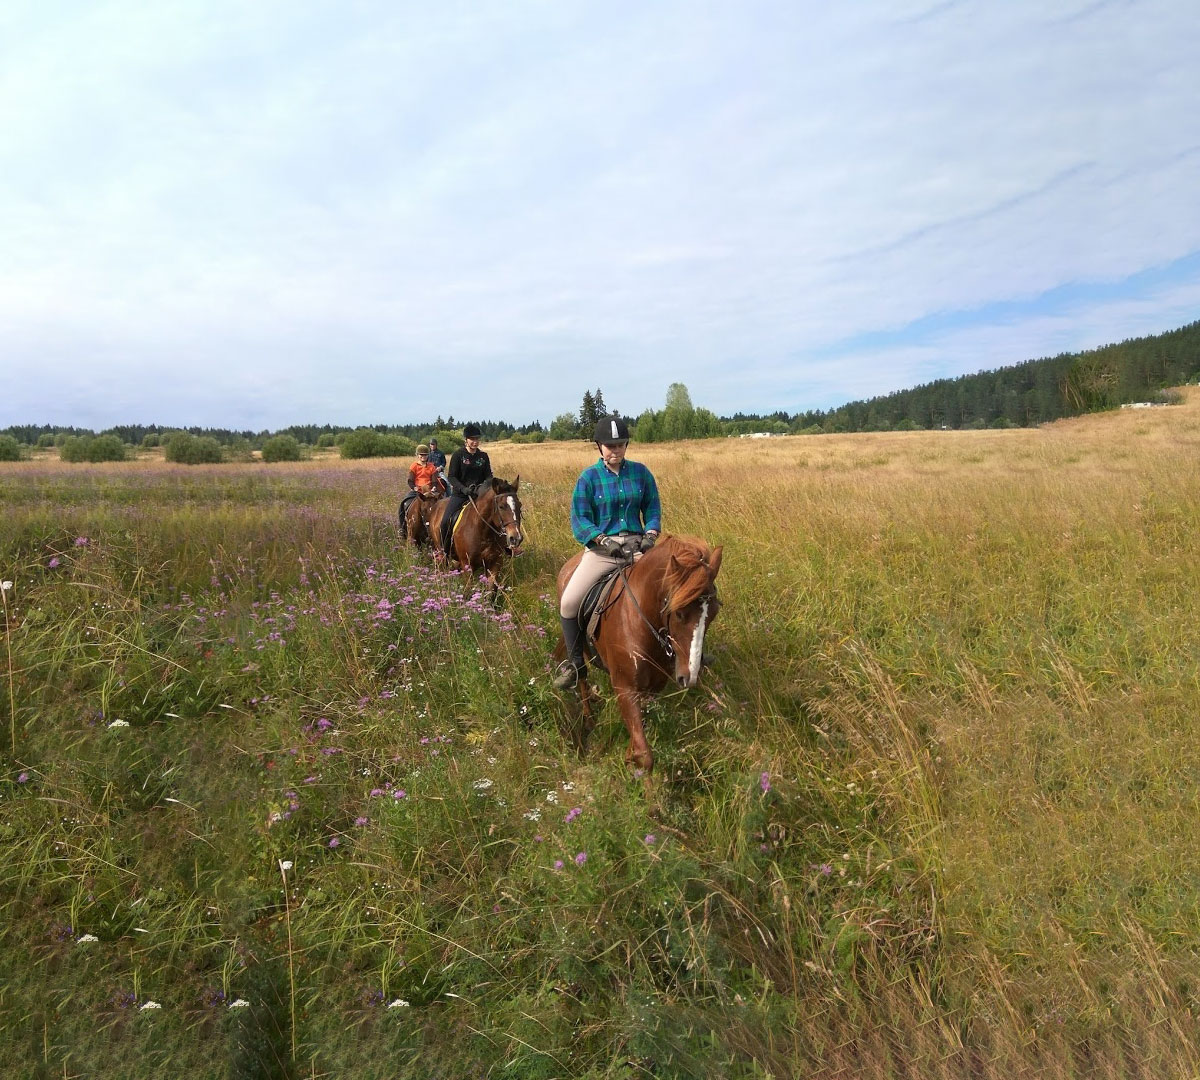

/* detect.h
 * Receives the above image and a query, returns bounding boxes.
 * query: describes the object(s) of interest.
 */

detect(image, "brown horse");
[555,534,722,774]
[427,477,524,589]
[401,488,442,548]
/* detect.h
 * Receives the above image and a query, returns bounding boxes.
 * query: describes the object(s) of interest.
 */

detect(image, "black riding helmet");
[463,423,482,439]
[593,415,630,445]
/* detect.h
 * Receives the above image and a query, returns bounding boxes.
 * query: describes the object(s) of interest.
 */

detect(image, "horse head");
[488,475,523,552]
[659,538,723,688]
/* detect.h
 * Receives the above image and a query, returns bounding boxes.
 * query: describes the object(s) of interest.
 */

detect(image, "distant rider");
[553,415,661,689]
[399,444,446,539]
[426,437,447,473]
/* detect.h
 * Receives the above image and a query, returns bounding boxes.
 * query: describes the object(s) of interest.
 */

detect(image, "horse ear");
[708,546,723,580]
[512,474,520,490]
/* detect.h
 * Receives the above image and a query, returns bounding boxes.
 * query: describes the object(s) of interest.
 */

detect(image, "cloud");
[2,0,1198,428]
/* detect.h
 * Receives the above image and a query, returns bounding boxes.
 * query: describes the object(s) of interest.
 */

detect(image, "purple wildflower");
[553,860,564,870]
[17,772,29,784]
[643,834,655,845]
[329,837,340,848]
[355,816,368,826]
[760,771,771,794]
[574,851,587,866]
[48,557,61,569]
[74,536,89,547]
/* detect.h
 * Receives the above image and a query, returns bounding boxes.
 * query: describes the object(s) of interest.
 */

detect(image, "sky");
[2,0,1198,431]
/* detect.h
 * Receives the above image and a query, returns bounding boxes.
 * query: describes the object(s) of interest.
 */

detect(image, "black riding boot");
[553,616,586,689]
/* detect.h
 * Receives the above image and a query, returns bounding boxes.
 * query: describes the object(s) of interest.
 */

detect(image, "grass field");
[3,394,1200,1078]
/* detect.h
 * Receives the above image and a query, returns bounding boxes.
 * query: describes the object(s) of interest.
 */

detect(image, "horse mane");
[657,535,717,613]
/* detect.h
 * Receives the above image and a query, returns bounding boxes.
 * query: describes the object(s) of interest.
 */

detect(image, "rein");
[617,563,675,660]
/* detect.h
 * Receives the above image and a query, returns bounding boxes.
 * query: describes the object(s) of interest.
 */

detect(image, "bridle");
[616,562,717,662]
[469,488,522,547]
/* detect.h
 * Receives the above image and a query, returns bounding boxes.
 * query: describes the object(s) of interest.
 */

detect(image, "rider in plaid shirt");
[555,415,662,689]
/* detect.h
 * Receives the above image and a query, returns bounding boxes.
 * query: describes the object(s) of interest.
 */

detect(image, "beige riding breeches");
[559,549,627,619]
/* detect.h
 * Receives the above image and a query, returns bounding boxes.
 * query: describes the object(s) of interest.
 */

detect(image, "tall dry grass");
[2,395,1199,1077]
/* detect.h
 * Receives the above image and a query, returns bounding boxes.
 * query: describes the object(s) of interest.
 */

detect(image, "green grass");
[3,405,1200,1077]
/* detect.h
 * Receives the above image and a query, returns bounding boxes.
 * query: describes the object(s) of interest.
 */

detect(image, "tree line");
[5,321,1199,457]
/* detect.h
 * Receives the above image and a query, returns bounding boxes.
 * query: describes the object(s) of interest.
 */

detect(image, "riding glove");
[639,533,657,553]
[598,536,624,557]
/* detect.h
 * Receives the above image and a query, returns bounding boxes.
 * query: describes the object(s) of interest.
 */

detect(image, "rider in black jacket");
[440,423,493,554]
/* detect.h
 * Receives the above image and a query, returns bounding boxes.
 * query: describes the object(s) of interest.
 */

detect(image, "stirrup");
[552,661,583,690]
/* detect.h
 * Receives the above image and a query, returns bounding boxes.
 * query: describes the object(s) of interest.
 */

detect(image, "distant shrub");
[0,435,24,461]
[36,433,55,448]
[427,430,463,453]
[164,432,224,465]
[510,431,546,444]
[59,434,127,462]
[226,436,255,463]
[262,434,303,463]
[53,433,69,447]
[339,429,414,459]
[548,413,582,441]
[141,433,161,448]
[316,434,336,449]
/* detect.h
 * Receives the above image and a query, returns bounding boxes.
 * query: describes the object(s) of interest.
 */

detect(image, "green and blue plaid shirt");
[570,458,662,546]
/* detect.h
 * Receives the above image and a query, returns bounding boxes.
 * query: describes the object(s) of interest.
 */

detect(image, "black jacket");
[447,447,492,497]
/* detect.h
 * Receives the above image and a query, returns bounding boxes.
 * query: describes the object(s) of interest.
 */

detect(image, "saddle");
[438,501,470,554]
[578,568,626,651]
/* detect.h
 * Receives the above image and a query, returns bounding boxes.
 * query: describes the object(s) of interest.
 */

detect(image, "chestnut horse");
[401,488,442,548]
[555,534,722,773]
[427,477,524,589]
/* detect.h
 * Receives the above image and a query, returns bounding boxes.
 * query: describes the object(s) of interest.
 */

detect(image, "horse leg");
[615,685,653,776]
[575,675,597,755]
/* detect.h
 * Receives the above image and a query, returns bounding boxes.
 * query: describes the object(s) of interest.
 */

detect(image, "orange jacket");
[407,460,445,493]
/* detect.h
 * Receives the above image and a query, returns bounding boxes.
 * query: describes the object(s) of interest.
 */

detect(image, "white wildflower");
[387,998,410,1008]
[472,778,493,792]
[139,1001,162,1010]
[279,860,293,871]
[0,581,11,591]
[76,934,99,944]
[107,719,130,729]
[544,791,558,803]
[228,999,250,1008]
